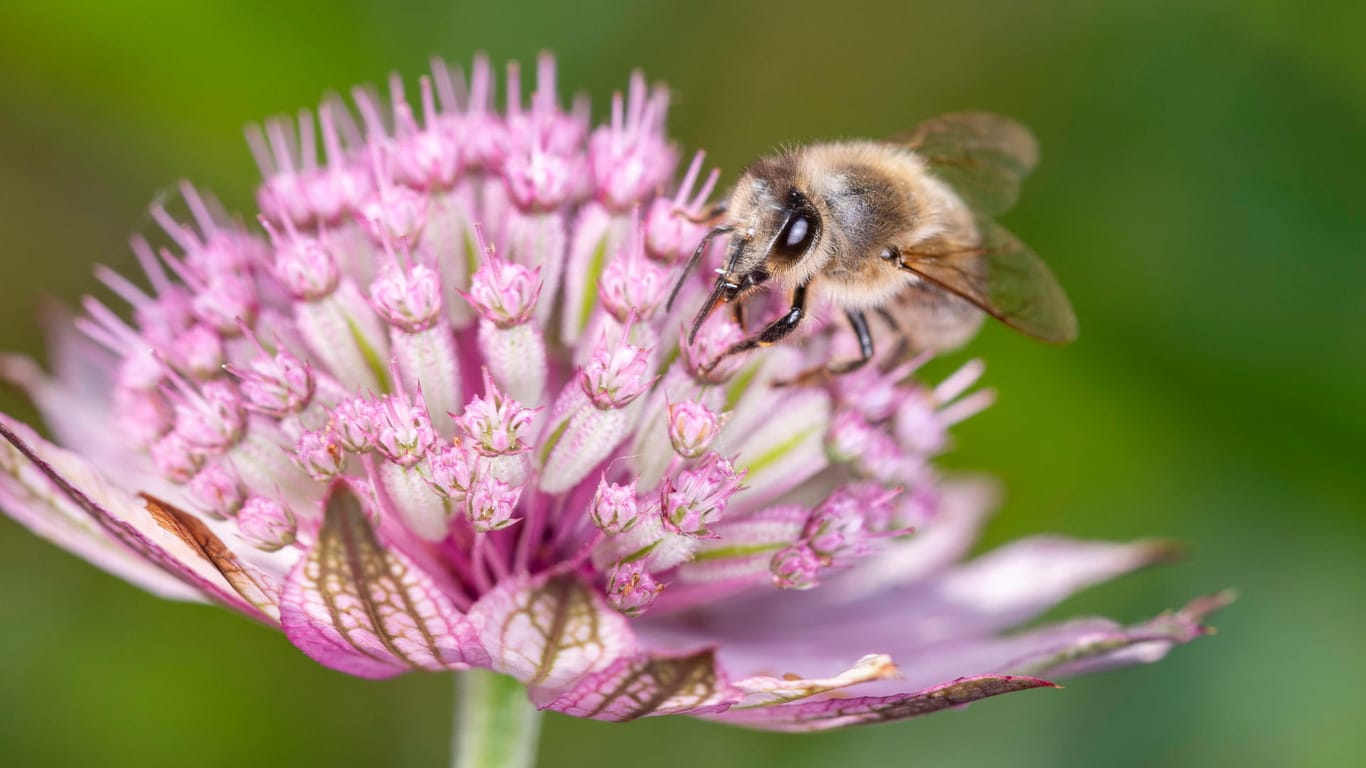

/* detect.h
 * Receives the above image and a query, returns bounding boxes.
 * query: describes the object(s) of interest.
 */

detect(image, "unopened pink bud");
[331,396,379,452]
[667,400,724,459]
[771,542,821,590]
[371,262,443,332]
[374,391,438,467]
[455,373,537,456]
[606,559,662,615]
[236,496,297,551]
[661,453,743,537]
[235,348,315,417]
[171,324,224,379]
[423,442,477,500]
[463,253,542,327]
[150,431,203,484]
[389,80,464,189]
[294,428,346,481]
[580,338,654,409]
[590,133,672,211]
[114,386,172,450]
[503,149,576,211]
[271,231,340,300]
[305,153,373,223]
[591,476,639,535]
[173,379,245,453]
[894,389,949,456]
[588,76,675,210]
[256,168,313,227]
[464,475,521,533]
[357,185,428,245]
[827,409,875,463]
[644,151,720,262]
[191,271,258,333]
[599,249,668,321]
[805,497,869,561]
[187,463,245,519]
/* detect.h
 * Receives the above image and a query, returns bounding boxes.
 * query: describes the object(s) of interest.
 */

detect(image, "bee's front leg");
[700,283,807,373]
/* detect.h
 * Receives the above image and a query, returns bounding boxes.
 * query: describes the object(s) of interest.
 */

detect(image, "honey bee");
[668,112,1077,376]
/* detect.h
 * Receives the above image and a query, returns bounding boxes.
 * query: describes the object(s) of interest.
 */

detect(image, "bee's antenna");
[666,224,733,313]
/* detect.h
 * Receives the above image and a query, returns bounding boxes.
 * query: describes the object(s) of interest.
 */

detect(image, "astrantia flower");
[0,52,1226,764]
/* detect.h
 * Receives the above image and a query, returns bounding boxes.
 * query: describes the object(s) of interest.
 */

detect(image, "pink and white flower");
[0,54,1225,748]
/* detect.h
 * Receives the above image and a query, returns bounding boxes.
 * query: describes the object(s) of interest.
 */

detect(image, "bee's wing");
[892,112,1039,217]
[899,218,1078,344]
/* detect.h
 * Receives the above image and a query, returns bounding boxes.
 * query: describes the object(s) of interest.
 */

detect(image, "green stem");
[451,669,543,768]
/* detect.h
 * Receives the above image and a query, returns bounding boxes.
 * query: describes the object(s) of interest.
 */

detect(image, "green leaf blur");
[0,1,1361,765]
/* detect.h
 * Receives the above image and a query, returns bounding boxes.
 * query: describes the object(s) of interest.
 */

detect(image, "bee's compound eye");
[773,212,818,261]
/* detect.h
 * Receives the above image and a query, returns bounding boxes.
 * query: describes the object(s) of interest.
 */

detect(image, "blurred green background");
[1,1,1362,766]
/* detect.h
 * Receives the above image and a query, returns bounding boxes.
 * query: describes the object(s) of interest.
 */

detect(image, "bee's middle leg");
[827,310,875,374]
[875,307,911,365]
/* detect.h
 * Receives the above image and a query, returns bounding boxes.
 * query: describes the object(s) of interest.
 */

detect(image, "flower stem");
[452,669,543,768]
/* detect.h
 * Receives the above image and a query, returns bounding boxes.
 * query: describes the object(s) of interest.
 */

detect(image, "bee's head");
[688,177,822,341]
[666,152,825,342]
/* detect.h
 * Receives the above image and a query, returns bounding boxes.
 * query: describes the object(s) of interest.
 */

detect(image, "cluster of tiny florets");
[73,53,993,615]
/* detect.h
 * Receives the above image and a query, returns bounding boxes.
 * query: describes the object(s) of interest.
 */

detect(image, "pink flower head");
[148,430,203,483]
[169,323,224,379]
[500,55,586,211]
[0,54,1224,743]
[186,268,259,336]
[896,359,996,457]
[252,96,374,225]
[112,385,173,450]
[356,152,429,246]
[149,183,260,276]
[770,541,821,591]
[449,54,505,171]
